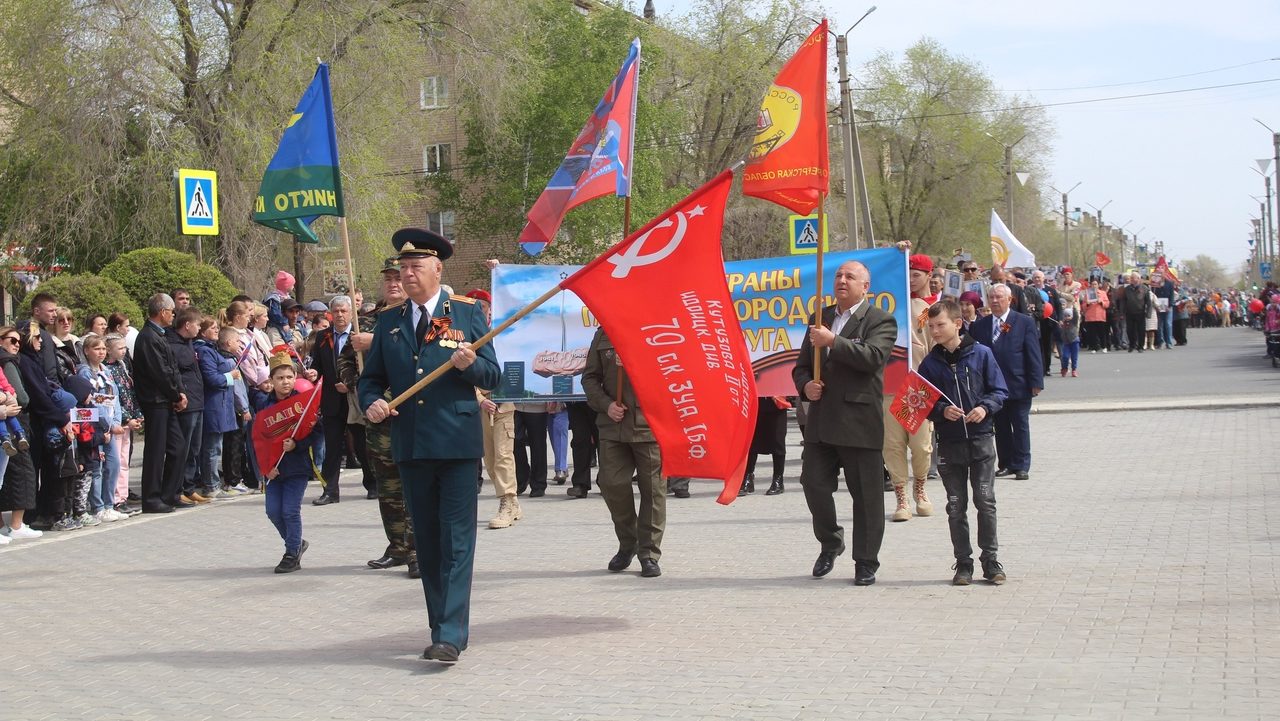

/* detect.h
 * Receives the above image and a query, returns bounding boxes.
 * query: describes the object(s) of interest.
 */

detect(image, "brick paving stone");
[1,405,1277,720]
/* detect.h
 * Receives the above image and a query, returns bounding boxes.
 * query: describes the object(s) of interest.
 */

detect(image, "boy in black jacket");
[917,300,1010,586]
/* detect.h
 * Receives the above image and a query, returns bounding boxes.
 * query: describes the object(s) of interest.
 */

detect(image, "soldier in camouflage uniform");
[339,258,417,578]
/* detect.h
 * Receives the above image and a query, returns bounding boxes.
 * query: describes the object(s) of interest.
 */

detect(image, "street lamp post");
[834,5,877,249]
[1051,182,1081,266]
[1112,219,1133,271]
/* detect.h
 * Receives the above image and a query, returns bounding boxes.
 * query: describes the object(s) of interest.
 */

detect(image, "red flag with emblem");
[561,170,756,505]
[1095,251,1111,267]
[741,20,829,214]
[889,369,942,434]
[1153,255,1178,282]
[251,384,322,474]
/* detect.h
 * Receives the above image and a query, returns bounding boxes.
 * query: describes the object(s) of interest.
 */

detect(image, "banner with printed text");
[489,247,908,401]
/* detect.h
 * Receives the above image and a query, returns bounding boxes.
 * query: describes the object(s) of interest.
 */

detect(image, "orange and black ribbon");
[424,316,452,344]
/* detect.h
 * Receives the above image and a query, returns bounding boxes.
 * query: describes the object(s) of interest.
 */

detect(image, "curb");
[1032,396,1275,415]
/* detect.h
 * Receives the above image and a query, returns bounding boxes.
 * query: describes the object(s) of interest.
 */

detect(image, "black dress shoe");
[765,478,784,495]
[366,490,377,500]
[1014,471,1029,480]
[141,503,174,514]
[367,554,407,569]
[812,547,843,577]
[853,564,877,586]
[566,486,588,498]
[607,550,635,572]
[407,559,420,579]
[639,558,662,577]
[423,642,460,664]
[312,494,339,506]
[995,468,1014,477]
[673,488,690,498]
[738,473,755,497]
[529,488,545,498]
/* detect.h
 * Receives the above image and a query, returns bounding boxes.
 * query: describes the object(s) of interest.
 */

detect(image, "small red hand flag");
[889,370,942,434]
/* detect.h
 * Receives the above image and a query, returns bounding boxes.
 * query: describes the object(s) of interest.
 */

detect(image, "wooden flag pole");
[337,216,364,372]
[615,195,633,403]
[387,284,563,411]
[813,194,826,383]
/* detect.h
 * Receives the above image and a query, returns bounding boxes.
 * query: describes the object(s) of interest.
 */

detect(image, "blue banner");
[489,248,909,401]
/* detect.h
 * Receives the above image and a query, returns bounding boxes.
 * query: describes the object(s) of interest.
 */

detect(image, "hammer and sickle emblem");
[607,211,689,279]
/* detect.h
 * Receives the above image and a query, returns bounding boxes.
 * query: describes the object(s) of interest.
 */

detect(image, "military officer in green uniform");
[359,228,500,665]
[340,257,417,577]
[581,327,665,579]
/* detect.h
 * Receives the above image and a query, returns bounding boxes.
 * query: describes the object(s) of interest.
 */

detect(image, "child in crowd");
[0,369,29,456]
[917,299,1010,587]
[77,335,127,523]
[255,352,321,573]
[103,334,142,514]
[1058,300,1081,377]
[263,270,296,345]
[196,317,240,499]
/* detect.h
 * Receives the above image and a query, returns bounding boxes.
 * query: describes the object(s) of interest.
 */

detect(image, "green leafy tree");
[100,248,238,314]
[29,274,144,329]
[855,39,1052,256]
[0,0,449,292]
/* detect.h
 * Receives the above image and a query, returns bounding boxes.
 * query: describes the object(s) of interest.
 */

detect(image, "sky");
[651,0,1280,271]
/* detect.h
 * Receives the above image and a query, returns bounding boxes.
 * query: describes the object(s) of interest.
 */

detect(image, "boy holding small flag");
[917,299,1010,586]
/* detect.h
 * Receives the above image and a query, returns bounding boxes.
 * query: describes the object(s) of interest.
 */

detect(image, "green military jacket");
[581,328,654,443]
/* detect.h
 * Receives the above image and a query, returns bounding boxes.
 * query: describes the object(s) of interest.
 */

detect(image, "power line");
[995,57,1280,92]
[860,77,1280,124]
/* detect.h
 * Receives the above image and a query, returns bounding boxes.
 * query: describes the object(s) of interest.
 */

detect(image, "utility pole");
[1051,182,1081,267]
[1257,119,1280,268]
[984,132,1024,231]
[1086,199,1112,261]
[834,6,877,248]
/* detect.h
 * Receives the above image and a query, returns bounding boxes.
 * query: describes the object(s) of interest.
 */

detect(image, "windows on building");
[420,76,449,109]
[427,210,456,241]
[422,143,452,175]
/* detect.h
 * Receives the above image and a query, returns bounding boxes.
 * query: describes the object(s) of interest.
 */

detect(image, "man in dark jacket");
[169,307,206,502]
[1119,272,1152,353]
[309,294,360,505]
[793,260,899,586]
[132,294,187,513]
[918,299,1010,585]
[968,284,1043,480]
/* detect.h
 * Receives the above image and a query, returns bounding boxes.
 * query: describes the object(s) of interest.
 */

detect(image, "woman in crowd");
[1082,279,1110,353]
[958,291,982,336]
[51,306,83,373]
[195,316,240,499]
[83,314,108,340]
[107,312,138,357]
[741,396,790,496]
[0,325,42,541]
[17,323,74,530]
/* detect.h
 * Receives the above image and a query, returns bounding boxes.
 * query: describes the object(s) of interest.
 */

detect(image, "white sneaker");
[7,524,43,539]
[103,509,123,522]
[79,512,102,527]
[0,532,10,545]
[94,510,112,523]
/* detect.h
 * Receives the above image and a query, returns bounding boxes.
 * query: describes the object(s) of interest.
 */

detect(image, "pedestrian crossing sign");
[788,213,828,255]
[176,168,219,236]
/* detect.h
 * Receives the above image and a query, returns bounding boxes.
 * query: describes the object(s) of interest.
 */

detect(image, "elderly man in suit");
[793,260,899,586]
[310,294,367,505]
[968,284,1043,480]
[360,228,500,666]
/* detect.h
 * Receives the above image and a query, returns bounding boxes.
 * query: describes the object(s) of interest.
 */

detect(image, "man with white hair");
[310,294,361,505]
[968,284,1043,481]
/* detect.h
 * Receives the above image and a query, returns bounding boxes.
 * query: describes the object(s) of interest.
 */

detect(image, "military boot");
[913,478,933,516]
[488,494,522,529]
[892,483,911,522]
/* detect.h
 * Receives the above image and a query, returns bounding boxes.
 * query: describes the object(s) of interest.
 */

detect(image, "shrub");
[31,274,144,329]
[101,247,238,315]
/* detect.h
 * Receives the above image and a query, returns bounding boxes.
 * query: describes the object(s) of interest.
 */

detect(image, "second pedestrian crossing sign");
[176,168,219,236]
[788,213,828,255]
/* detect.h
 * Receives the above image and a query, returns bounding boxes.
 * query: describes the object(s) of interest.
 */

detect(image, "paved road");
[1035,326,1278,405]
[3,338,1277,720]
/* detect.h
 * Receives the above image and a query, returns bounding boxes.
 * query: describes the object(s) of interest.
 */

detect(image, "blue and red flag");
[519,38,641,257]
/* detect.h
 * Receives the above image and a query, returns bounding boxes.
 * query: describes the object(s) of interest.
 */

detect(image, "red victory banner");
[889,369,943,434]
[562,170,757,504]
[741,20,829,215]
[1094,251,1112,267]
[1153,255,1179,282]
[252,384,322,474]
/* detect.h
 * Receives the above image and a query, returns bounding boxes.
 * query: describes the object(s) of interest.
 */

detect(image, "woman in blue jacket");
[195,318,240,499]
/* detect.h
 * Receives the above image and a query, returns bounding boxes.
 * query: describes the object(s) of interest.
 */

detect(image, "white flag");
[991,209,1035,268]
